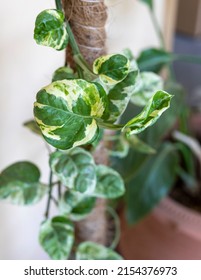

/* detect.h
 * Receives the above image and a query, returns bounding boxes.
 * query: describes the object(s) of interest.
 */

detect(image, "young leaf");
[59,191,96,221]
[76,242,123,260]
[93,165,125,199]
[34,79,108,150]
[24,120,42,136]
[108,60,139,122]
[137,48,172,73]
[127,135,156,154]
[123,91,172,136]
[50,148,96,194]
[108,135,129,158]
[126,144,179,224]
[52,66,76,82]
[93,54,130,85]
[139,0,153,9]
[39,216,74,260]
[0,162,46,205]
[131,72,163,106]
[34,9,68,51]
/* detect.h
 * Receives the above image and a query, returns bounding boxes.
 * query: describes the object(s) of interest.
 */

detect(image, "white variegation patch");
[73,119,97,147]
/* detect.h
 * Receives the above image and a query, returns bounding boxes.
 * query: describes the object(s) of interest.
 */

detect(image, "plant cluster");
[0,0,174,259]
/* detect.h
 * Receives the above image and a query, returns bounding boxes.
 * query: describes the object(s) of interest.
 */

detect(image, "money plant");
[0,0,172,259]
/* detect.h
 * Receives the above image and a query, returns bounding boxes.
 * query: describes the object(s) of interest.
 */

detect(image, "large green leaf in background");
[93,165,125,199]
[50,148,96,194]
[39,216,74,260]
[0,162,46,205]
[126,143,179,224]
[137,48,172,73]
[93,54,130,85]
[34,9,68,50]
[34,79,108,149]
[131,72,163,106]
[123,90,172,135]
[76,242,123,260]
[59,191,96,221]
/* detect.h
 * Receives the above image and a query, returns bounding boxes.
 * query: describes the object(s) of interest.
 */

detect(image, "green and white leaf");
[108,60,139,122]
[0,162,47,205]
[107,134,129,158]
[59,191,96,221]
[39,216,74,260]
[34,9,68,50]
[123,90,172,136]
[131,72,163,106]
[127,135,156,154]
[76,242,123,260]
[50,148,97,194]
[94,165,125,199]
[34,79,108,150]
[93,54,130,85]
[52,66,76,82]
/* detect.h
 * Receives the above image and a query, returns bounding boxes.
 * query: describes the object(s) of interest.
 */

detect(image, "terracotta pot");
[118,197,201,260]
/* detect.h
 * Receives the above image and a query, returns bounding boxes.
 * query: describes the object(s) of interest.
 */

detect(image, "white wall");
[0,0,165,259]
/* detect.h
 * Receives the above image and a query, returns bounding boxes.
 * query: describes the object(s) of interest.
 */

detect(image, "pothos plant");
[0,0,172,259]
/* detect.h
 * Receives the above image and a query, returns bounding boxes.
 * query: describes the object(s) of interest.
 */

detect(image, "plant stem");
[55,0,62,11]
[149,8,165,49]
[107,206,121,250]
[58,181,62,200]
[45,170,53,219]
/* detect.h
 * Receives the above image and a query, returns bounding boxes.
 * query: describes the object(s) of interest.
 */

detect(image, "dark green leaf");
[126,143,179,224]
[93,54,130,85]
[94,165,125,199]
[59,191,96,221]
[39,216,74,260]
[50,148,96,194]
[52,66,77,82]
[34,9,68,50]
[137,48,172,73]
[76,242,123,260]
[34,79,108,149]
[0,162,46,205]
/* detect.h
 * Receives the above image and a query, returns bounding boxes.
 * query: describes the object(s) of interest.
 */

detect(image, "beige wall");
[0,0,168,259]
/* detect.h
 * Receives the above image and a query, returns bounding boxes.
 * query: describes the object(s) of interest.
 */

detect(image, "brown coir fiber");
[62,0,109,246]
[63,0,107,65]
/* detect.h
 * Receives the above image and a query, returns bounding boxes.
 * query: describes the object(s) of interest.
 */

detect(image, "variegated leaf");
[34,9,68,51]
[50,148,97,194]
[52,66,76,82]
[59,190,96,221]
[108,60,139,121]
[94,165,125,199]
[34,79,108,150]
[76,242,123,260]
[131,72,163,106]
[93,54,130,85]
[0,162,47,205]
[39,216,74,260]
[123,91,172,136]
